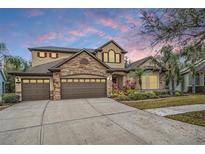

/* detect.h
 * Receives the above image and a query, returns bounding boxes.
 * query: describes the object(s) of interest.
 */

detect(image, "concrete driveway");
[0,98,205,145]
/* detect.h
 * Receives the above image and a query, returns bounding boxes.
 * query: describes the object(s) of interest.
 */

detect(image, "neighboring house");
[176,59,205,93]
[0,69,6,101]
[10,40,166,101]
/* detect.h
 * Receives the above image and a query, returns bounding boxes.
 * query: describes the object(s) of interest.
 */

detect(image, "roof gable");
[97,40,127,53]
[50,49,111,71]
[127,56,163,71]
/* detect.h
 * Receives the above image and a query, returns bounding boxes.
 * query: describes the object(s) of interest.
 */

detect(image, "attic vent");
[80,58,89,65]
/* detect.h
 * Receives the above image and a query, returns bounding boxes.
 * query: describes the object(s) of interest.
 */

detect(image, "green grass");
[166,110,205,127]
[122,95,205,109]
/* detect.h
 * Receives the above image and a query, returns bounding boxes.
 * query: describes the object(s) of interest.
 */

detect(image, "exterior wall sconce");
[107,76,112,80]
[16,76,21,84]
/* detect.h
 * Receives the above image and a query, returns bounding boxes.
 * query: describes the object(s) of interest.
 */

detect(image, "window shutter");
[37,52,40,57]
[49,53,52,57]
[45,52,47,57]
[56,53,59,58]
[102,53,104,62]
[119,54,121,63]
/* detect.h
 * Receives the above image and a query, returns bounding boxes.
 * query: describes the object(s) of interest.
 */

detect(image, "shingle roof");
[27,58,66,74]
[9,49,111,76]
[28,46,96,53]
[181,59,205,74]
[127,56,153,70]
[9,58,65,76]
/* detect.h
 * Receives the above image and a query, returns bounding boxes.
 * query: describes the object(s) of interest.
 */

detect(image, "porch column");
[122,75,127,87]
[199,73,205,86]
[53,72,61,101]
[107,74,112,97]
[15,76,22,101]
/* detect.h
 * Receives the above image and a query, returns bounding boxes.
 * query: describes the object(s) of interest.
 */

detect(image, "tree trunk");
[169,79,173,95]
[192,75,196,94]
[173,78,176,95]
[139,77,142,91]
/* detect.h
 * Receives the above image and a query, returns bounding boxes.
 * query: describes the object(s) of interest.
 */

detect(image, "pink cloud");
[85,11,129,33]
[26,9,44,17]
[124,15,141,26]
[33,32,62,44]
[68,26,106,38]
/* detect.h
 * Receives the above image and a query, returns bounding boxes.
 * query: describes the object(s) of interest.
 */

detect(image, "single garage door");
[61,78,106,99]
[22,79,50,101]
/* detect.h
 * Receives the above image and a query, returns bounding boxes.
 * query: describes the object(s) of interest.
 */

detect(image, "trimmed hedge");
[128,91,158,100]
[2,93,18,103]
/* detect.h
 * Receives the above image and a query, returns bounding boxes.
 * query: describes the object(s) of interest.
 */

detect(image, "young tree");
[130,68,145,90]
[158,45,181,95]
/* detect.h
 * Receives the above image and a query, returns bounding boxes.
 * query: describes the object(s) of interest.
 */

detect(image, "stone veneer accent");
[52,51,111,100]
[53,72,61,100]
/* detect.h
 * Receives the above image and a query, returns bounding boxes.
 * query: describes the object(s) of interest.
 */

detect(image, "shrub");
[117,95,130,101]
[154,90,169,96]
[2,93,18,103]
[126,89,136,95]
[144,91,157,99]
[128,92,147,100]
[175,91,182,96]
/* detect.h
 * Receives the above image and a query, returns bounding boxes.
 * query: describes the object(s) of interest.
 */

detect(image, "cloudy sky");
[0,8,156,62]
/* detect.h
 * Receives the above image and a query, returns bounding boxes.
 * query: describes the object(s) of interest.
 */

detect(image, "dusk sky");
[0,8,156,62]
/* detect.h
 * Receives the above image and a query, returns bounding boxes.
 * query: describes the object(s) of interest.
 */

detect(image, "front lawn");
[0,103,11,111]
[166,110,205,127]
[122,95,205,109]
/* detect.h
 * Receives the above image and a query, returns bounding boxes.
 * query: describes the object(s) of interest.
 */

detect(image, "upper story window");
[102,49,121,63]
[109,50,115,63]
[37,52,59,58]
[116,53,120,63]
[38,52,46,58]
[103,52,108,62]
[50,52,58,58]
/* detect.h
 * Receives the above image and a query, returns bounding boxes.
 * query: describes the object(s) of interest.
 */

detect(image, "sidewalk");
[144,104,205,116]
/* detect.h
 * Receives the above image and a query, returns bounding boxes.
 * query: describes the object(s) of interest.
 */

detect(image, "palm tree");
[0,42,8,58]
[4,56,30,93]
[130,68,145,90]
[4,56,29,72]
[158,45,181,95]
[182,45,202,94]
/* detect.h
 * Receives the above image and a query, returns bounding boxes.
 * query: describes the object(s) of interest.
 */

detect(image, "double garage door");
[61,78,107,99]
[21,78,106,101]
[22,79,50,101]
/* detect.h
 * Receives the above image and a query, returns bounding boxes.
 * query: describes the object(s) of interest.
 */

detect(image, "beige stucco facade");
[32,51,74,67]
[96,42,125,69]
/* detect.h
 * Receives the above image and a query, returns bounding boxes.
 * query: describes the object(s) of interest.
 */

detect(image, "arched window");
[109,50,115,63]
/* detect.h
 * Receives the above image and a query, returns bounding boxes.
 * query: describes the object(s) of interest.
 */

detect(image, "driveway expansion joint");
[40,100,50,145]
[85,99,148,144]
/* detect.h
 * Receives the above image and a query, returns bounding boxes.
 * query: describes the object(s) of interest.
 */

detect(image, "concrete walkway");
[0,98,205,144]
[145,104,205,116]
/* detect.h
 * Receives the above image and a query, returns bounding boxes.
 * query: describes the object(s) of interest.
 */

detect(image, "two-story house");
[11,40,166,101]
